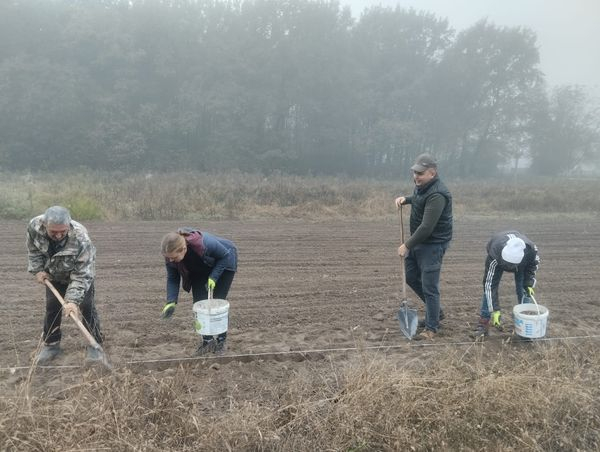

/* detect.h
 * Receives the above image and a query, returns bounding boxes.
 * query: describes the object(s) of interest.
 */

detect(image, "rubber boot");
[197,336,215,355]
[37,342,62,364]
[470,318,489,340]
[214,333,227,355]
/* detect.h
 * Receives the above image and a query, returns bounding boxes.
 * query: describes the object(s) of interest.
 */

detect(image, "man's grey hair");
[43,206,72,225]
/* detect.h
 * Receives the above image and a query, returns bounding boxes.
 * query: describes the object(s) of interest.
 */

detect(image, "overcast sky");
[342,0,600,93]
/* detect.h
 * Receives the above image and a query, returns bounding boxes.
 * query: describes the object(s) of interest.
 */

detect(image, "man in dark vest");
[395,154,453,340]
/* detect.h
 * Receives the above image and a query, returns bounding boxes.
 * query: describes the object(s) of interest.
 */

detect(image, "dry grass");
[2,341,599,451]
[1,171,599,221]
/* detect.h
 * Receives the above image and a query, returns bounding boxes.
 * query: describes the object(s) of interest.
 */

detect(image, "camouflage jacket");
[27,215,96,304]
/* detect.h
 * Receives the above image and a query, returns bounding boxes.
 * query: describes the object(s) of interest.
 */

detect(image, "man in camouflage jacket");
[27,206,103,363]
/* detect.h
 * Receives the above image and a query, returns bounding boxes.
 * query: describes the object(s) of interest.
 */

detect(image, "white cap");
[501,237,525,264]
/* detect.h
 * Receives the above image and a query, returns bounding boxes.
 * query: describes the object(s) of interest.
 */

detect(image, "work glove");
[161,301,177,319]
[491,310,502,328]
[525,286,535,297]
[207,278,216,291]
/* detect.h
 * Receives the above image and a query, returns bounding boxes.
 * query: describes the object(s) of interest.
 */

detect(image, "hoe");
[45,280,111,369]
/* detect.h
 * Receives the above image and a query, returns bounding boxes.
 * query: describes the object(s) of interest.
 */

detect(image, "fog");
[0,0,598,176]
[344,0,600,94]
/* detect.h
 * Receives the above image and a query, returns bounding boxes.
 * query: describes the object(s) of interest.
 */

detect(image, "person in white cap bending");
[471,231,539,339]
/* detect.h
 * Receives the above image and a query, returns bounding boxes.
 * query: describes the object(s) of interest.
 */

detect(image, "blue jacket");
[165,228,237,302]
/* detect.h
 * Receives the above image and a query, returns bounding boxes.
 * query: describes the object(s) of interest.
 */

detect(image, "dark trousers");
[191,270,235,343]
[480,260,527,318]
[44,282,103,345]
[405,242,449,332]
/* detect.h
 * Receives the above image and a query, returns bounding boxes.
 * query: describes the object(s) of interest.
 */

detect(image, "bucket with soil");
[513,295,549,339]
[193,298,229,336]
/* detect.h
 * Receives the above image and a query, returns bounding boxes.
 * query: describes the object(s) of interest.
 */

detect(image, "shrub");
[0,191,32,219]
[65,195,104,220]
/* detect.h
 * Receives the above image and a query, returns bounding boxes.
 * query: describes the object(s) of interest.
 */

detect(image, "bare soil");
[2,215,600,398]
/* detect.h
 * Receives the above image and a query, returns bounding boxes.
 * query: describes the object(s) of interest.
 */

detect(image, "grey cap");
[43,206,72,225]
[411,153,438,172]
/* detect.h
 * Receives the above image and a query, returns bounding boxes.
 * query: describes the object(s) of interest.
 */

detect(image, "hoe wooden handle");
[44,279,102,350]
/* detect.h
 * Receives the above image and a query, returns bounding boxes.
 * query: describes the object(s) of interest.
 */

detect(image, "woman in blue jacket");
[160,227,237,355]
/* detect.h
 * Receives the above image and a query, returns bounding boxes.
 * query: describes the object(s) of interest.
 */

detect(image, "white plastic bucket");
[513,296,549,339]
[192,299,229,336]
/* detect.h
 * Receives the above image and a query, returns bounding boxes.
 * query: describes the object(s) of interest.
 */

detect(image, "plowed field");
[2,215,599,394]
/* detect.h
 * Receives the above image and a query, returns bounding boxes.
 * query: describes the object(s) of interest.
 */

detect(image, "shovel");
[397,205,418,339]
[44,280,111,368]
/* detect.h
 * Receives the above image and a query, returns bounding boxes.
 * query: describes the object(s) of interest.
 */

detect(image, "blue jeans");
[405,242,449,332]
[479,264,531,319]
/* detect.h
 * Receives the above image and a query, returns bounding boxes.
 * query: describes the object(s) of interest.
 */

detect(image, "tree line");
[0,0,598,177]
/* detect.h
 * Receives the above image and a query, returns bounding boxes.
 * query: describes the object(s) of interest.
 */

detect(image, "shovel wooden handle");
[399,204,407,300]
[44,279,102,350]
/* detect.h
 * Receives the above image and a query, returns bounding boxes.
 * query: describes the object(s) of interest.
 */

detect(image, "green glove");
[526,286,535,297]
[161,301,177,319]
[491,310,501,327]
[207,278,216,291]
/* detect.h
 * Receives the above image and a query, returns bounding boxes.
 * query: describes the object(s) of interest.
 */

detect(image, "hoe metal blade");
[398,301,418,340]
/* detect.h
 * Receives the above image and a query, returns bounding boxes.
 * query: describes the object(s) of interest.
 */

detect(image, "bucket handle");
[522,294,541,315]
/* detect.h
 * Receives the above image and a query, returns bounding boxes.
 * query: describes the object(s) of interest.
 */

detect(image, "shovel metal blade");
[398,302,418,340]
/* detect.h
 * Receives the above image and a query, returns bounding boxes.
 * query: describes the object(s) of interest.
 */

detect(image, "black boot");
[214,333,227,355]
[196,336,215,355]
[37,342,62,364]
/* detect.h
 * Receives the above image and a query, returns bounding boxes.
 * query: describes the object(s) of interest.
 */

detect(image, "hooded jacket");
[165,228,237,302]
[486,230,539,288]
[482,231,539,313]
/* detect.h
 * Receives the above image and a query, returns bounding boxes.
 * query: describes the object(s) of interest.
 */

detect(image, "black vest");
[409,176,453,244]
